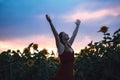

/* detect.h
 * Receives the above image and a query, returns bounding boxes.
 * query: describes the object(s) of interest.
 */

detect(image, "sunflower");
[42,48,49,55]
[98,26,108,33]
[26,59,35,67]
[23,48,30,53]
[17,50,20,53]
[33,44,38,51]
[84,47,89,54]
[90,45,96,51]
[51,51,55,56]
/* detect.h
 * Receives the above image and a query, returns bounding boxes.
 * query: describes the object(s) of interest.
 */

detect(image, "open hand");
[75,19,81,26]
[46,14,51,22]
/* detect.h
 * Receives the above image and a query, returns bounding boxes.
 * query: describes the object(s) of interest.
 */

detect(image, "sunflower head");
[91,45,96,50]
[84,47,89,54]
[42,48,48,55]
[99,26,108,33]
[51,51,55,55]
[17,50,20,53]
[23,48,30,53]
[26,59,35,67]
[33,44,38,50]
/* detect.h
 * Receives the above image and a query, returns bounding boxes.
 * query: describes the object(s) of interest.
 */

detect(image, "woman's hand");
[75,19,81,26]
[46,14,51,23]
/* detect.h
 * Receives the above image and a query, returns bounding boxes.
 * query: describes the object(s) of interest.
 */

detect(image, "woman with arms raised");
[46,14,80,80]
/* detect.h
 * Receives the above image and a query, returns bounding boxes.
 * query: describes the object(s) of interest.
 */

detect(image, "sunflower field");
[0,27,120,80]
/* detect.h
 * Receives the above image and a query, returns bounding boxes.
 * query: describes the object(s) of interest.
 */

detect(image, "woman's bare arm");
[46,14,64,54]
[69,19,81,46]
[46,15,59,41]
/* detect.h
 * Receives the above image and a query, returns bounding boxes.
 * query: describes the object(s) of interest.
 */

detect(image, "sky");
[0,0,120,54]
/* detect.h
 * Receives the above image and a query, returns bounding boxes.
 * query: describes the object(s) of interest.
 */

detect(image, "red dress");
[55,50,74,80]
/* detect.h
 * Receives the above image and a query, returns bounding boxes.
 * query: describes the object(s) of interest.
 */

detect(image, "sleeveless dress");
[55,50,74,80]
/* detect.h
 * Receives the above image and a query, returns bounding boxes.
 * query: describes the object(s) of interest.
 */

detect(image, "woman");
[46,14,80,80]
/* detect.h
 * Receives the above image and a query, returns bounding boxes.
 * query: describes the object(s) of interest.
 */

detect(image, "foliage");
[74,28,120,80]
[0,28,120,80]
[0,45,58,80]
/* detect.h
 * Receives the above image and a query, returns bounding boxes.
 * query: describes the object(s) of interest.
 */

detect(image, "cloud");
[0,34,57,53]
[60,6,120,22]
[72,35,92,53]
[0,33,93,54]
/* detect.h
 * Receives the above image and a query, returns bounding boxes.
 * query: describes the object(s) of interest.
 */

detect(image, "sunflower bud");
[98,26,108,33]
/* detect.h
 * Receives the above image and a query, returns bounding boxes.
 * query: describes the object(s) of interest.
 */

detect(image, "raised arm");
[46,15,64,54]
[69,19,81,46]
[46,14,64,50]
[46,15,59,41]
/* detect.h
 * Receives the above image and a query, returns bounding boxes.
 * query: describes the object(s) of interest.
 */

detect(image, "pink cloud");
[72,36,92,53]
[0,35,57,53]
[60,6,120,22]
[0,34,92,54]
